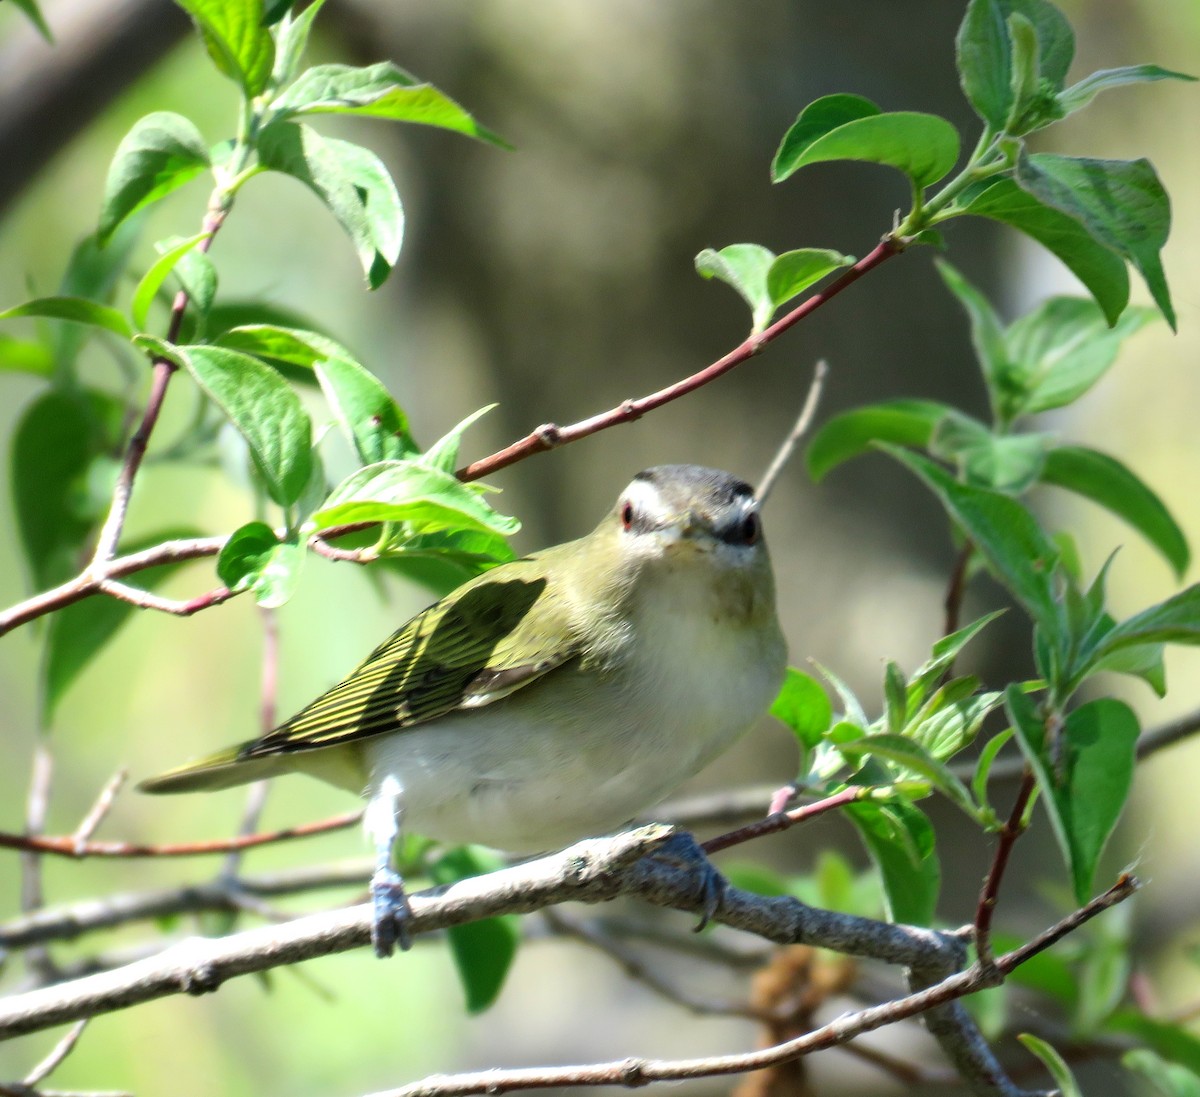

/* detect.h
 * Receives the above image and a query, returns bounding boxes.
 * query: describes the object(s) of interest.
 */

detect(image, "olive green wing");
[244,562,581,758]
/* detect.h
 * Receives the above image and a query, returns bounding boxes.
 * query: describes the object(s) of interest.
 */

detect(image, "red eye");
[741,513,759,544]
[621,502,635,530]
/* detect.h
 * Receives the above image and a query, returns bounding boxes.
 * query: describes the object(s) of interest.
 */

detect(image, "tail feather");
[138,744,286,794]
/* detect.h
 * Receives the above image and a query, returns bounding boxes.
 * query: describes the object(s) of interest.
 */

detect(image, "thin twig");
[974,770,1037,969]
[457,241,899,482]
[755,359,828,505]
[94,578,236,617]
[21,741,54,917]
[71,770,128,854]
[23,1020,89,1086]
[701,787,865,855]
[0,810,362,859]
[942,540,974,642]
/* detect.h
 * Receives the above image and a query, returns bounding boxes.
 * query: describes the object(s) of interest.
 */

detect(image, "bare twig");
[22,1020,89,1087]
[0,810,362,860]
[21,741,54,917]
[71,770,128,854]
[942,541,974,643]
[457,241,899,483]
[361,878,1136,1097]
[755,360,829,505]
[93,578,236,617]
[974,770,1037,969]
[701,787,865,855]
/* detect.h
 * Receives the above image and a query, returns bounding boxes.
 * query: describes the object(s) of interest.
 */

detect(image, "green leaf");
[771,668,832,752]
[908,611,1005,700]
[421,405,494,475]
[1041,446,1189,577]
[934,260,1011,410]
[258,122,403,289]
[1015,153,1176,329]
[174,0,275,95]
[9,0,53,41]
[695,244,774,333]
[315,357,417,465]
[773,94,881,182]
[98,112,210,243]
[885,447,1062,636]
[929,413,1048,493]
[0,296,132,340]
[216,323,354,369]
[766,248,855,312]
[1059,65,1196,117]
[956,0,1075,130]
[883,661,907,735]
[1108,1012,1200,1078]
[972,729,1015,816]
[961,178,1130,326]
[429,847,520,1013]
[844,799,939,925]
[10,390,121,590]
[840,734,979,820]
[0,334,54,377]
[270,62,510,147]
[313,461,518,537]
[1094,584,1200,656]
[774,110,960,190]
[216,522,304,608]
[1005,297,1155,415]
[805,399,948,481]
[43,528,204,720]
[1006,688,1139,901]
[175,345,313,507]
[175,249,218,327]
[130,233,212,331]
[373,528,516,596]
[272,0,327,86]
[1123,1049,1200,1097]
[1017,1034,1082,1097]
[908,689,1005,762]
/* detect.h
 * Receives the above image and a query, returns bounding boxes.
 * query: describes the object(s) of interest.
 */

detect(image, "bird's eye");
[740,512,760,545]
[621,502,635,530]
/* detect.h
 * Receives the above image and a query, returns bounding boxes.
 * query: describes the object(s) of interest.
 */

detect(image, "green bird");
[141,465,787,955]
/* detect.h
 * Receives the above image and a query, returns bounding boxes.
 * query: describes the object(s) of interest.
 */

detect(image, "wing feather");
[242,564,580,758]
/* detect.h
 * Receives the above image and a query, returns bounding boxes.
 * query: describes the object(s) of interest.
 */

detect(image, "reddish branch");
[973,770,1037,968]
[702,787,866,855]
[0,810,362,860]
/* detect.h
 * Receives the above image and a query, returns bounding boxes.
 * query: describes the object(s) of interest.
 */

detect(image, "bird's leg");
[642,829,727,931]
[364,776,412,957]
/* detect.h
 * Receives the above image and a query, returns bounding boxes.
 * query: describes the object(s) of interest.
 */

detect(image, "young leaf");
[766,248,855,312]
[0,335,53,377]
[217,522,305,608]
[270,62,509,147]
[1017,1034,1082,1097]
[1005,298,1155,415]
[429,847,520,1013]
[844,799,940,926]
[1015,153,1176,329]
[1092,584,1200,656]
[770,668,833,751]
[421,405,495,474]
[10,0,52,41]
[175,249,218,325]
[1007,687,1139,902]
[934,261,1011,410]
[43,529,204,720]
[0,297,132,340]
[175,345,313,507]
[884,447,1062,636]
[773,94,882,182]
[1123,1049,1200,1097]
[907,690,1005,762]
[1041,446,1189,578]
[216,323,354,369]
[174,0,275,96]
[805,399,948,481]
[972,728,1015,818]
[773,111,960,190]
[315,356,418,465]
[694,244,774,333]
[257,122,403,289]
[908,610,1005,699]
[1058,65,1196,118]
[960,177,1130,325]
[98,112,210,242]
[312,461,518,537]
[272,0,328,86]
[130,233,212,330]
[929,413,1048,493]
[840,734,979,820]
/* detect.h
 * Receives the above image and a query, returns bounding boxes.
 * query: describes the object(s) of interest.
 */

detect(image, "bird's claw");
[370,866,413,957]
[648,830,727,932]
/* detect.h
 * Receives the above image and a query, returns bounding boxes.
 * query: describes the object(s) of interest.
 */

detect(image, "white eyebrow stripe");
[623,478,670,521]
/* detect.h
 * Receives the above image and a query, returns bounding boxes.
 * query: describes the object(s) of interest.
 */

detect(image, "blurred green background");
[0,1,1197,1094]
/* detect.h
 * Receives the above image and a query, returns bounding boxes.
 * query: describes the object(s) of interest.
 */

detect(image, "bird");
[140,464,787,955]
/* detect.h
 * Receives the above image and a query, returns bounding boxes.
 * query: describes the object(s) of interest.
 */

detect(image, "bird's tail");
[138,744,287,794]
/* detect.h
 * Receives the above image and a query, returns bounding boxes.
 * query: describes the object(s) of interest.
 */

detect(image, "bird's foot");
[370,865,414,957]
[645,830,727,932]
